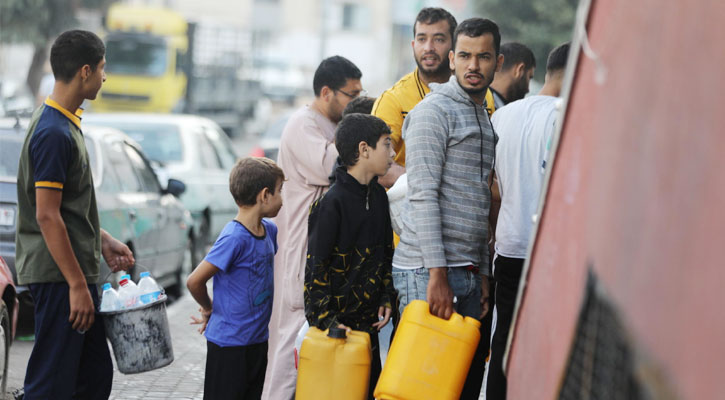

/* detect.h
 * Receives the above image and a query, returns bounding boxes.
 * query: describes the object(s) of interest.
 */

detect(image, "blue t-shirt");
[204,219,278,347]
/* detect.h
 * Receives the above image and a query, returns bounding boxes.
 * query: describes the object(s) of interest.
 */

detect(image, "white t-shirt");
[492,95,560,258]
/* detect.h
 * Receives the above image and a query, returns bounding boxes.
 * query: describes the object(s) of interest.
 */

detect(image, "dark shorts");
[23,282,113,400]
[204,340,268,400]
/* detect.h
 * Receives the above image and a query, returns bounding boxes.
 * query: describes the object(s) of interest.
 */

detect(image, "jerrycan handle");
[328,327,347,339]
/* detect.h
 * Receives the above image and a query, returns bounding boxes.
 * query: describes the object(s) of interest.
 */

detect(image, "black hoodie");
[304,166,395,334]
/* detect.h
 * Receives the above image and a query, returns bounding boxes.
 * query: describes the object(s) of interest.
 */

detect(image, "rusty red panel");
[507,1,725,399]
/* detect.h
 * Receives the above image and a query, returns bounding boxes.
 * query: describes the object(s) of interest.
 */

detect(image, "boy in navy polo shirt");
[187,157,285,399]
[16,30,135,399]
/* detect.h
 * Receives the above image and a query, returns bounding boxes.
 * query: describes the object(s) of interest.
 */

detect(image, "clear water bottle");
[118,278,139,309]
[100,283,121,312]
[138,271,162,304]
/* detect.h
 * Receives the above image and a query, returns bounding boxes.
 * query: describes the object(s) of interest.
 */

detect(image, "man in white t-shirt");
[485,42,570,400]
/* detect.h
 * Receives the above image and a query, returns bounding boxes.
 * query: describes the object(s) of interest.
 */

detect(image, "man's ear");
[449,49,455,71]
[320,86,333,102]
[513,62,526,79]
[495,54,504,73]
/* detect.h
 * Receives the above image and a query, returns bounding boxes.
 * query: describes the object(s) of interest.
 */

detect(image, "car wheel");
[0,300,10,395]
[168,236,193,298]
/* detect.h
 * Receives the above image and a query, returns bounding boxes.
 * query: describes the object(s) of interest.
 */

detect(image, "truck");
[93,3,258,137]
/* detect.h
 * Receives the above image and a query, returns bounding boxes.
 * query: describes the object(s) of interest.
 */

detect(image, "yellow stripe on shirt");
[35,181,64,190]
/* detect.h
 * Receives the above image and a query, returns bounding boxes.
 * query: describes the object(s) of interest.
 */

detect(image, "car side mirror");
[165,178,186,197]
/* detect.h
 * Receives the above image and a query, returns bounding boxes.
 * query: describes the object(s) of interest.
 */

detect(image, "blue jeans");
[392,267,483,319]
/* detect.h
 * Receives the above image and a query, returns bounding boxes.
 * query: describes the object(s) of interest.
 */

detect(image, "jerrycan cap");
[328,327,347,339]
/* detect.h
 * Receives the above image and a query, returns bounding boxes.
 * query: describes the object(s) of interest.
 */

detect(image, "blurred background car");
[0,118,193,334]
[84,125,193,295]
[84,113,240,264]
[248,112,291,161]
[0,256,17,395]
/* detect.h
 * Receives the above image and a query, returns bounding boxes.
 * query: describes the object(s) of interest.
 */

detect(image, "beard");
[415,53,451,77]
[510,75,530,102]
[457,71,493,95]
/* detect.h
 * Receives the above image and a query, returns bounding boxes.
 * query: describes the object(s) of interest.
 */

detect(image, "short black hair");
[414,7,457,39]
[546,42,571,74]
[229,157,285,206]
[335,114,391,168]
[312,56,362,97]
[500,42,536,72]
[453,18,501,56]
[50,30,106,83]
[342,96,376,116]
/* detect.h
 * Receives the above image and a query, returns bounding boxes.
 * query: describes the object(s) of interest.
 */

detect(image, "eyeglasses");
[335,89,368,99]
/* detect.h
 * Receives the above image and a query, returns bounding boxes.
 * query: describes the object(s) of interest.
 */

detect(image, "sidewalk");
[6,292,208,399]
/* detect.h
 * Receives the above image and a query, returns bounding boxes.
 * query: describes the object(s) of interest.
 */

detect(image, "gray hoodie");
[393,75,496,276]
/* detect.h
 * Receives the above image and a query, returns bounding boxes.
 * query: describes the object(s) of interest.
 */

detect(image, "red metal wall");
[507,1,725,399]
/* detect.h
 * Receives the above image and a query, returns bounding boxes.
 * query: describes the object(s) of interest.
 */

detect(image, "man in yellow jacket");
[372,7,496,189]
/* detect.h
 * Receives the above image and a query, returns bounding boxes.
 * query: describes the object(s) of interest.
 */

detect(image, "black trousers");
[460,277,495,399]
[24,283,113,400]
[204,340,268,400]
[486,255,524,400]
[368,332,382,400]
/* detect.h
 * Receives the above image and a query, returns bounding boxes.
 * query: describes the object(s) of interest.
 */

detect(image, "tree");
[0,0,111,96]
[474,0,578,81]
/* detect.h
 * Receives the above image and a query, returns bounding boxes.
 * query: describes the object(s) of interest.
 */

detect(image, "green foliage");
[475,0,578,80]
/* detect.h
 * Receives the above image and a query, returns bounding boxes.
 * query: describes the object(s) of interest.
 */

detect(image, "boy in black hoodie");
[304,113,396,397]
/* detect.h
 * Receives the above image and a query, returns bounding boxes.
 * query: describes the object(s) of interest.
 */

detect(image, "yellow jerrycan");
[296,326,372,400]
[374,300,481,400]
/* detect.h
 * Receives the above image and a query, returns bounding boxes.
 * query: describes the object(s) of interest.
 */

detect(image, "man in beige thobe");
[263,56,364,400]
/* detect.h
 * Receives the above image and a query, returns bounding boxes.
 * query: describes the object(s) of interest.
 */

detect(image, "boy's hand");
[101,230,135,272]
[69,283,95,332]
[190,307,212,334]
[336,323,352,333]
[372,306,392,331]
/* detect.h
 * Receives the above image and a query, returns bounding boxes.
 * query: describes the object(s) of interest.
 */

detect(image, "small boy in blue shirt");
[187,157,284,399]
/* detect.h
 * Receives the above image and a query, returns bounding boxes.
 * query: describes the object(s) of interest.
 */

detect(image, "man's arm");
[283,118,339,187]
[36,188,94,332]
[373,92,406,188]
[304,198,342,330]
[404,105,454,319]
[378,162,405,189]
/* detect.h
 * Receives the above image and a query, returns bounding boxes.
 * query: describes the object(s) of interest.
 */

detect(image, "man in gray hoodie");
[393,17,502,326]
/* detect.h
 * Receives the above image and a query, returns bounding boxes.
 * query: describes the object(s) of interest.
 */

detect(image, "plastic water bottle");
[100,283,121,312]
[138,271,162,304]
[118,278,139,309]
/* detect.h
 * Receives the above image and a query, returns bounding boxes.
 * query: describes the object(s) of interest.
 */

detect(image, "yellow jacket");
[372,68,496,166]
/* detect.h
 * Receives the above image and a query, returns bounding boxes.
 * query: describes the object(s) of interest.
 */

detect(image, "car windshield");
[96,122,183,164]
[105,35,168,77]
[0,133,22,179]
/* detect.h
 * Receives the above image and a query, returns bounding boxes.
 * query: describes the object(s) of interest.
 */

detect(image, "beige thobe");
[262,106,338,400]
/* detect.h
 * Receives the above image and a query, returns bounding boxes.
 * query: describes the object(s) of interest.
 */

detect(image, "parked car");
[0,118,193,298]
[84,113,240,264]
[0,256,18,395]
[85,125,193,294]
[248,112,291,162]
[0,119,24,285]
